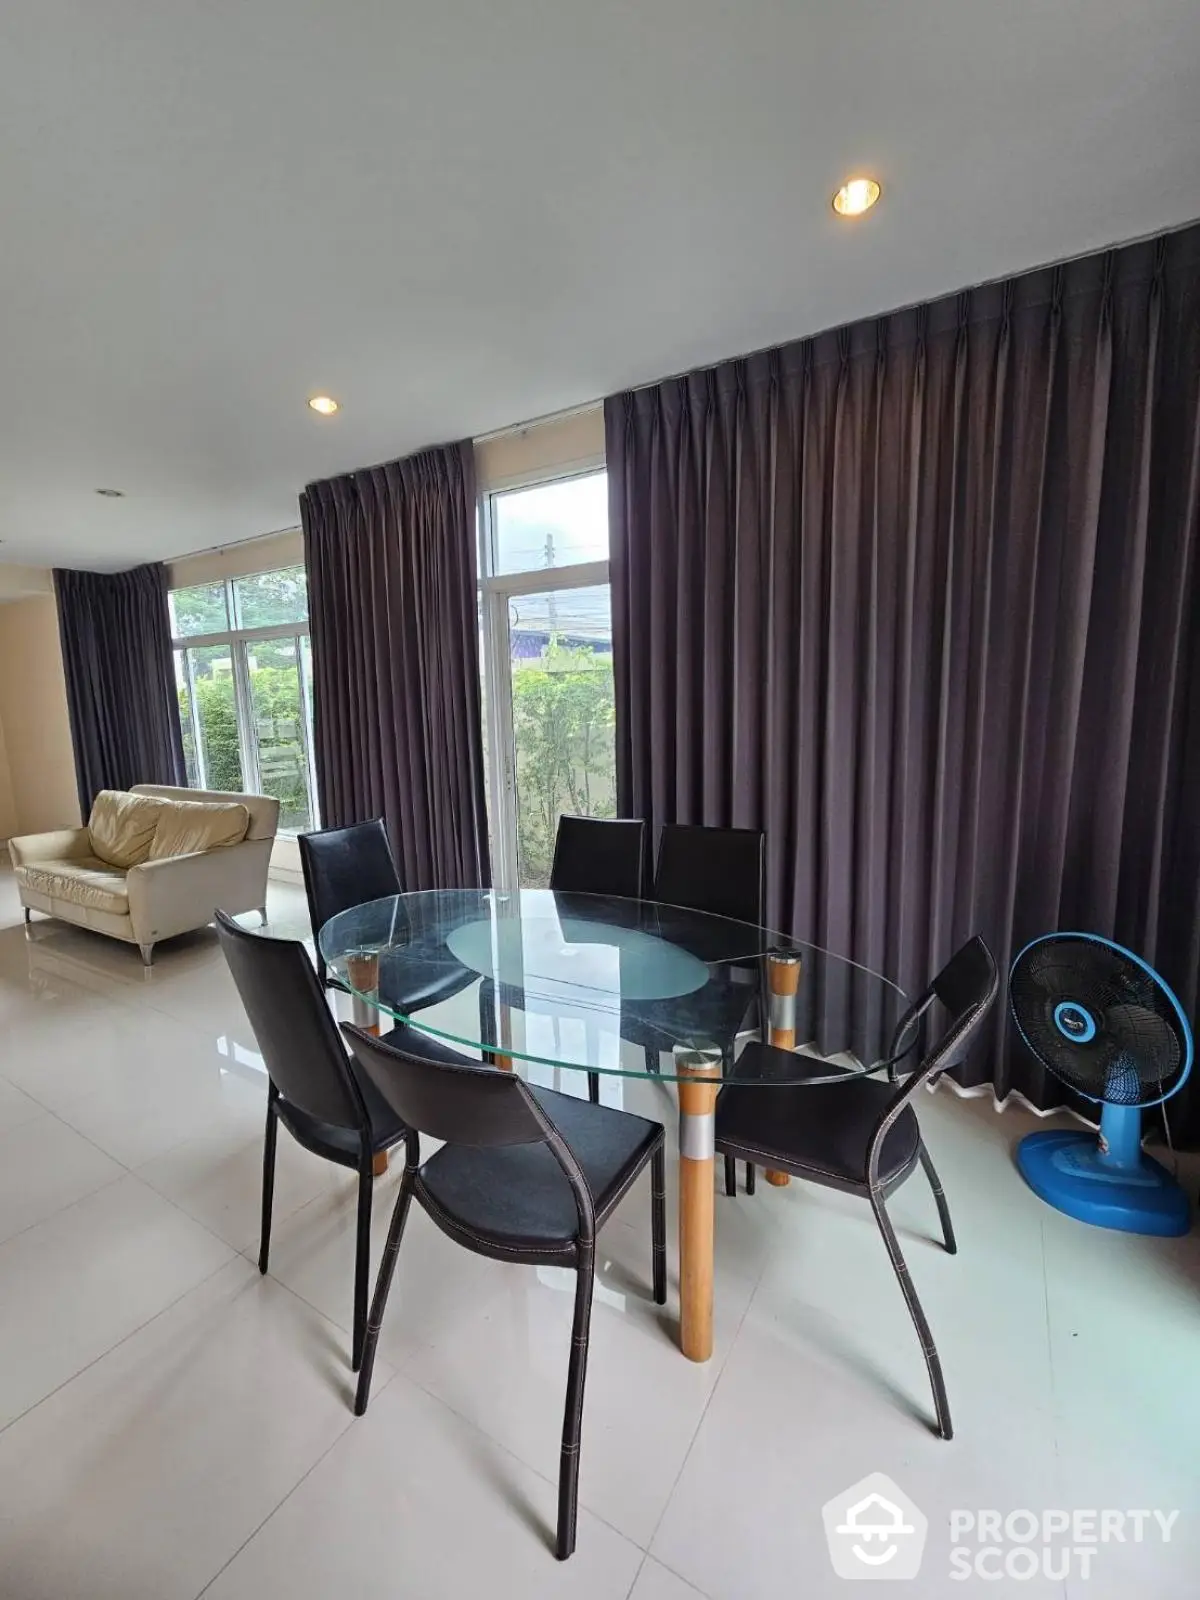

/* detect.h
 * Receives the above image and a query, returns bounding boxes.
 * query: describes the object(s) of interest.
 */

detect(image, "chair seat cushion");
[15,856,130,915]
[419,1086,663,1258]
[716,1045,920,1194]
[379,949,478,1016]
[623,966,759,1058]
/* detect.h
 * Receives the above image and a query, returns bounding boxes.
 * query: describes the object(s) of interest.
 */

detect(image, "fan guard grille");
[1009,935,1187,1107]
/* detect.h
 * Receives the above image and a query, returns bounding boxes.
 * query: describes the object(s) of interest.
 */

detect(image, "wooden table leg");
[494,996,514,1071]
[675,1044,723,1362]
[765,951,802,1187]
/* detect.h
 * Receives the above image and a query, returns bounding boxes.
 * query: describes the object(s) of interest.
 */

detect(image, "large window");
[170,566,318,833]
[479,471,615,887]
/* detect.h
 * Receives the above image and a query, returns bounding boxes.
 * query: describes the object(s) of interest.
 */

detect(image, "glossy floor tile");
[0,865,1197,1599]
[0,1173,234,1429]
[627,1558,709,1600]
[201,1374,645,1600]
[0,1258,387,1600]
[0,1110,124,1244]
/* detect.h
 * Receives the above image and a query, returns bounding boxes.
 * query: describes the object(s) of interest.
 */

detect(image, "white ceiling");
[2,1,1198,571]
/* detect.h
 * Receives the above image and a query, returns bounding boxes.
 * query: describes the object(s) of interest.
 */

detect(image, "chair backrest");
[892,934,1000,1083]
[868,935,998,1182]
[215,910,365,1132]
[550,815,646,899]
[653,824,765,926]
[299,819,402,945]
[342,1024,547,1148]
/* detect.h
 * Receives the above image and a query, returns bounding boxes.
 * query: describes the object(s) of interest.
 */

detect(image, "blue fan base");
[1017,1130,1190,1237]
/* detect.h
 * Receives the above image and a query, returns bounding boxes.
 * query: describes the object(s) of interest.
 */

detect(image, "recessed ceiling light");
[832,177,881,218]
[308,395,339,415]
[95,487,125,497]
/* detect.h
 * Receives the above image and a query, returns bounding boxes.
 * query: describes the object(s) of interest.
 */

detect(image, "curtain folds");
[53,562,186,816]
[300,440,490,891]
[606,223,1200,1138]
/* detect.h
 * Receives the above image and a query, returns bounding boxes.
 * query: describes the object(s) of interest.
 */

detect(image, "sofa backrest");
[131,784,280,842]
[88,790,168,868]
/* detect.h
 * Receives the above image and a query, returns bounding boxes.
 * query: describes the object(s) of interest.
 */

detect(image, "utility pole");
[545,533,558,636]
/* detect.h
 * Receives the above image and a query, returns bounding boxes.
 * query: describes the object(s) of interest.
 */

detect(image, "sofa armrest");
[125,838,273,944]
[8,828,91,868]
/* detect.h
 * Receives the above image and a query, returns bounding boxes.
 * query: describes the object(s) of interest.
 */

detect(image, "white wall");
[475,407,604,490]
[167,527,303,591]
[0,594,81,839]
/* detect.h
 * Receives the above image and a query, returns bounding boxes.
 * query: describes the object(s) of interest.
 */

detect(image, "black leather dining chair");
[214,910,470,1375]
[550,814,646,900]
[300,817,474,1020]
[481,814,647,1102]
[342,1023,667,1561]
[653,823,765,925]
[637,823,766,1076]
[299,820,400,989]
[715,934,999,1440]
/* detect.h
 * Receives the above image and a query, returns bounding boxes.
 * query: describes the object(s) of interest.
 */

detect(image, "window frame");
[477,464,611,889]
[170,573,318,836]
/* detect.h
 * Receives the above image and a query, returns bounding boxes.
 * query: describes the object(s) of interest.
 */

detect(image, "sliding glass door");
[170,566,318,832]
[243,635,315,832]
[480,472,615,888]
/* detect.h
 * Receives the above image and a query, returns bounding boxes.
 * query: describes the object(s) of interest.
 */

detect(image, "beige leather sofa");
[8,784,280,964]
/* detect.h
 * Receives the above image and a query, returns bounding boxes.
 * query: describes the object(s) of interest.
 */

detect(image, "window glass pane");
[492,472,608,576]
[233,566,308,629]
[182,644,243,790]
[174,650,202,787]
[508,585,614,887]
[170,582,228,638]
[245,635,314,831]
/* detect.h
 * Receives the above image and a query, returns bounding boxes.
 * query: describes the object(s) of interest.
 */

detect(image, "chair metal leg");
[869,1183,953,1440]
[355,1166,415,1416]
[351,1157,374,1372]
[918,1141,957,1254]
[644,1043,659,1076]
[556,1247,596,1560]
[258,1097,278,1274]
[258,906,268,927]
[723,1153,736,1197]
[23,907,31,925]
[587,1071,600,1104]
[650,1145,667,1304]
[745,1162,756,1196]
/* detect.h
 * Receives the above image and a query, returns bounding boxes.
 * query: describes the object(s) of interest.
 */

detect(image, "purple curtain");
[606,223,1200,1138]
[53,562,186,816]
[300,441,490,890]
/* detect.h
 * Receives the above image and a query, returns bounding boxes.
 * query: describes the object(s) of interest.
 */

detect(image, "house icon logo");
[821,1473,928,1580]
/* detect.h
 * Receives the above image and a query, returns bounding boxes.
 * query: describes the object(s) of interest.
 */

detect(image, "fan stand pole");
[1098,1102,1142,1168]
[764,952,802,1187]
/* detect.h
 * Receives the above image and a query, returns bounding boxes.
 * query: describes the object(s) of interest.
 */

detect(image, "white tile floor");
[0,864,1197,1598]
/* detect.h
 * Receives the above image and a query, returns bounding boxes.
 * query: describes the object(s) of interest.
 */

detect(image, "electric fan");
[1009,933,1193,1237]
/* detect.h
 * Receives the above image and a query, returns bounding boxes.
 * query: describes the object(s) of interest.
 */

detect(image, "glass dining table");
[319,888,905,1363]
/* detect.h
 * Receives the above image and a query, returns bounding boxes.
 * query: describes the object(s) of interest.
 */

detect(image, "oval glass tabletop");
[319,889,906,1085]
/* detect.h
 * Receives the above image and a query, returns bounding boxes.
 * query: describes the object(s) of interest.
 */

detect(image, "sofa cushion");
[88,791,167,869]
[15,857,130,916]
[132,785,279,841]
[148,799,250,861]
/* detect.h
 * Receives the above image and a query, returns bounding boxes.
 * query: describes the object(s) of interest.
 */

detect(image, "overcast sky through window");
[493,471,608,576]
